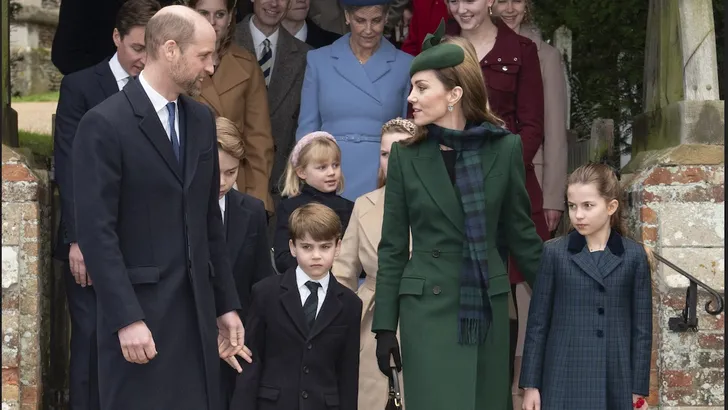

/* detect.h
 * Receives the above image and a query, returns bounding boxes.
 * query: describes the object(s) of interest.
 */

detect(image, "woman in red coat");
[446,0,548,405]
[400,0,449,55]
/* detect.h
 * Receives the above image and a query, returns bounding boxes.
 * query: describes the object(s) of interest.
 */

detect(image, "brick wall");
[625,145,725,409]
[2,145,52,410]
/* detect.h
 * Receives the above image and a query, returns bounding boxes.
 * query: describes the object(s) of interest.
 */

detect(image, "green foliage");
[19,130,53,166]
[531,0,648,167]
[12,91,60,103]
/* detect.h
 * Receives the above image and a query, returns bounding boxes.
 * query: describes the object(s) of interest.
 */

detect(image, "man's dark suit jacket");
[219,188,274,407]
[241,268,362,410]
[304,18,341,49]
[51,0,177,74]
[53,58,119,260]
[72,78,240,410]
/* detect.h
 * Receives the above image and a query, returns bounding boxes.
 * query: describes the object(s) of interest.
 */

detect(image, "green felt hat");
[409,19,465,77]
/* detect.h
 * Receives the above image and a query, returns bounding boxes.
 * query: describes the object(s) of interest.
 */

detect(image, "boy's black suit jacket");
[241,267,362,410]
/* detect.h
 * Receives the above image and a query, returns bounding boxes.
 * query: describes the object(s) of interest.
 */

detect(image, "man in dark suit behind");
[52,1,160,409]
[72,6,247,410]
[51,0,178,75]
[282,0,341,49]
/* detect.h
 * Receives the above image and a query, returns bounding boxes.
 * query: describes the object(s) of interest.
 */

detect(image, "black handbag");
[385,367,402,410]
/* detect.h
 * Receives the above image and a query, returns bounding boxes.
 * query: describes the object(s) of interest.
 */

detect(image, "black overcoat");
[73,78,240,410]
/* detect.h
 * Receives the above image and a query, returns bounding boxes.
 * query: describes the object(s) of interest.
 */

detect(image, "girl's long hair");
[280,137,345,197]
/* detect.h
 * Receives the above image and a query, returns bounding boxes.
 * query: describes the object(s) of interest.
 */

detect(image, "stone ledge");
[632,101,724,155]
[623,144,724,175]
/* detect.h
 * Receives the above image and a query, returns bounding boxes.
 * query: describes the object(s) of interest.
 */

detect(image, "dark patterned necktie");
[258,38,272,87]
[303,281,321,331]
[165,102,180,162]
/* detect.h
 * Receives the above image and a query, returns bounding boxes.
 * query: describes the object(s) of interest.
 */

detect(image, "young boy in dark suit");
[215,117,274,408]
[242,202,362,410]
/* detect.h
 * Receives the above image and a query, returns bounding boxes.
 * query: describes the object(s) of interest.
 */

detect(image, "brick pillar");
[623,144,725,409]
[2,145,52,410]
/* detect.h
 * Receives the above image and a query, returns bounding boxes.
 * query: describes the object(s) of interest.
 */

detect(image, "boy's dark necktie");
[303,281,321,331]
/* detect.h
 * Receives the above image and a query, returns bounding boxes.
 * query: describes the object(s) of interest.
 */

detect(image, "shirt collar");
[138,71,177,113]
[295,265,330,293]
[108,52,130,83]
[249,16,280,48]
[293,21,308,43]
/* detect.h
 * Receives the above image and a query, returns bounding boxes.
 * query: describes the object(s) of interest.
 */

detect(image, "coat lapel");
[567,229,626,285]
[570,248,605,286]
[201,45,253,115]
[225,192,250,260]
[199,76,224,115]
[412,139,464,235]
[95,59,119,98]
[309,276,344,340]
[280,269,310,339]
[181,96,202,190]
[331,34,389,103]
[360,188,384,250]
[267,29,303,114]
[480,140,499,178]
[126,78,182,183]
[600,230,625,278]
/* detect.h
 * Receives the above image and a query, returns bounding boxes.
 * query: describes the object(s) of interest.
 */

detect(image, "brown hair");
[403,36,504,146]
[116,0,161,38]
[288,203,343,243]
[377,118,416,188]
[281,137,344,197]
[215,117,246,160]
[145,9,196,60]
[184,0,237,58]
[567,163,628,236]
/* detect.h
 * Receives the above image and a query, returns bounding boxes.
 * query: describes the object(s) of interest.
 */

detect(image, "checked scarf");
[428,121,510,345]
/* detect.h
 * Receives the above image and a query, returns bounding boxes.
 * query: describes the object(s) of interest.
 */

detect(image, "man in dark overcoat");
[72,6,247,410]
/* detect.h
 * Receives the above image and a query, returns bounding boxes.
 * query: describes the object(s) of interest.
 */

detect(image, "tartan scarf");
[428,121,510,345]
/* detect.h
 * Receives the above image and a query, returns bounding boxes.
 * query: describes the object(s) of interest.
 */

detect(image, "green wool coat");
[372,133,544,410]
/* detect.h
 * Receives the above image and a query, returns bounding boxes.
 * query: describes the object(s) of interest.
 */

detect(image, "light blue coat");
[296,33,413,200]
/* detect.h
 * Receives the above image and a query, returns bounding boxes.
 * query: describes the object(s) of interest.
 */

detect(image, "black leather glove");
[375,331,402,376]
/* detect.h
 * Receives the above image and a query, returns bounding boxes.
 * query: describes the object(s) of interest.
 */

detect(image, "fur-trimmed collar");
[567,228,625,256]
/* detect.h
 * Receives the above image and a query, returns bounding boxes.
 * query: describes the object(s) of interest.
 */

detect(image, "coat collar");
[446,18,532,63]
[567,229,625,285]
[95,58,119,99]
[330,33,398,103]
[199,44,253,115]
[224,190,251,257]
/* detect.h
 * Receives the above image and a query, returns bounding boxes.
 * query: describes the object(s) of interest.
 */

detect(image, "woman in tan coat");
[189,0,275,213]
[332,118,415,410]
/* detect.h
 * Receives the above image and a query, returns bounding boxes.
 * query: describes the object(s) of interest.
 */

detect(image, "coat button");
[598,285,606,293]
[301,391,308,399]
[433,286,442,295]
[431,249,440,258]
[303,366,310,374]
[497,57,502,62]
[502,66,508,71]
[514,57,518,61]
[598,307,605,315]
[307,343,312,350]
[596,330,604,338]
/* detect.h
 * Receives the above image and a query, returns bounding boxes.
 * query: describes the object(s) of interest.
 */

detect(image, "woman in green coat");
[372,22,544,410]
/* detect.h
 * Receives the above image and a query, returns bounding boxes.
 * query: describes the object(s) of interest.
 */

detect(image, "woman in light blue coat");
[296,0,413,201]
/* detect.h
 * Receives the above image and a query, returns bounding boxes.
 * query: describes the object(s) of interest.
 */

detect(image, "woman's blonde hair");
[215,116,245,160]
[281,135,344,197]
[403,36,504,146]
[377,118,416,188]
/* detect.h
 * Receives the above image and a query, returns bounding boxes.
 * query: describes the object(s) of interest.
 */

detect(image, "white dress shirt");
[138,71,179,142]
[108,52,131,91]
[250,17,280,71]
[296,266,329,317]
[293,22,308,43]
[219,196,226,224]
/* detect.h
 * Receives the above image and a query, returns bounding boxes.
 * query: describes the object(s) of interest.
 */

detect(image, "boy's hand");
[220,344,253,373]
[522,388,540,410]
[118,321,157,364]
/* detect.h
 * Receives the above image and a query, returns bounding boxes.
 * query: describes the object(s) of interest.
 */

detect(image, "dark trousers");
[63,261,100,410]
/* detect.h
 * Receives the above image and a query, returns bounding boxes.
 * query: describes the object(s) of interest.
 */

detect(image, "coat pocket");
[324,393,340,408]
[257,385,280,401]
[127,267,160,285]
[485,63,521,92]
[398,276,425,296]
[487,274,510,297]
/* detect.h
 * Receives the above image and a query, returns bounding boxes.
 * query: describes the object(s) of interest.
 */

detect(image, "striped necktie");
[258,38,272,87]
[303,281,321,332]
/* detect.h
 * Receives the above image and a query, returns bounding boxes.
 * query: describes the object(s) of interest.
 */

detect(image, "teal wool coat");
[372,133,544,410]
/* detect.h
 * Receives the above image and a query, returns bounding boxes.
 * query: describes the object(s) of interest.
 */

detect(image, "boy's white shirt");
[295,266,330,317]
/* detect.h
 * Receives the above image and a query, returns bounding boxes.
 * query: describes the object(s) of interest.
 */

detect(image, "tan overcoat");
[521,25,568,212]
[198,43,275,212]
[332,187,407,410]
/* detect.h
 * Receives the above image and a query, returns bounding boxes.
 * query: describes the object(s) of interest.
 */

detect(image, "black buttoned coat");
[240,268,362,410]
[520,230,653,409]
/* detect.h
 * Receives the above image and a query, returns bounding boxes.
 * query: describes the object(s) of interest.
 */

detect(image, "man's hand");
[543,209,563,233]
[69,243,92,287]
[522,388,541,410]
[118,321,157,364]
[217,311,251,365]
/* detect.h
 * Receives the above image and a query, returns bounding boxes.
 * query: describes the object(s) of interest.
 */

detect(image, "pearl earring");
[447,105,454,112]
